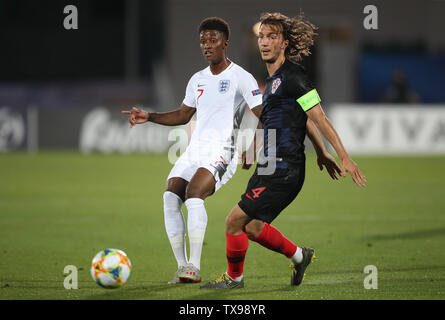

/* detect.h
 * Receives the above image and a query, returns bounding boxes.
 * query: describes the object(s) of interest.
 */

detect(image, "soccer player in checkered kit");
[201,13,367,289]
[122,17,334,284]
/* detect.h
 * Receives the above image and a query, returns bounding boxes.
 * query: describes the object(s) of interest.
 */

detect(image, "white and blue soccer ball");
[90,249,131,289]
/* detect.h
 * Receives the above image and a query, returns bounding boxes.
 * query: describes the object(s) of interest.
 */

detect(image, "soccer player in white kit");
[122,17,263,283]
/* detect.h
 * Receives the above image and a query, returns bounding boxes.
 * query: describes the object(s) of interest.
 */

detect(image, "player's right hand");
[340,157,367,187]
[241,151,254,170]
[121,107,150,128]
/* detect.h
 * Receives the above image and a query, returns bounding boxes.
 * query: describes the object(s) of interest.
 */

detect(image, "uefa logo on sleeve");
[219,80,230,94]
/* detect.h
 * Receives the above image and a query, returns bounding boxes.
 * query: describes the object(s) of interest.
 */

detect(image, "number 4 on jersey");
[245,187,266,200]
[252,187,266,198]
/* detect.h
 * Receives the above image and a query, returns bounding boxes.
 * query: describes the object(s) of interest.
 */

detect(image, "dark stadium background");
[1,0,444,302]
[1,0,444,151]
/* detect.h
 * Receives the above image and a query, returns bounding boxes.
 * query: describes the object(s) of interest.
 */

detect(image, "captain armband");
[296,89,321,112]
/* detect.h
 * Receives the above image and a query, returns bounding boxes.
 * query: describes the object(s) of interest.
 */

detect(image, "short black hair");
[198,17,230,40]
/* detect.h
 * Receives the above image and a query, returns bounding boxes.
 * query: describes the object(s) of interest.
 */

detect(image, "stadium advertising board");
[2,105,445,155]
[79,107,173,153]
[329,105,445,154]
[0,107,29,152]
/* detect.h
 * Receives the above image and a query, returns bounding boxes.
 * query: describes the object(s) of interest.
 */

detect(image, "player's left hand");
[317,152,342,180]
[241,151,252,170]
[340,157,367,187]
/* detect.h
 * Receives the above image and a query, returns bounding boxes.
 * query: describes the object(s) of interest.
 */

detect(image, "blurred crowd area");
[0,0,444,153]
[0,0,444,111]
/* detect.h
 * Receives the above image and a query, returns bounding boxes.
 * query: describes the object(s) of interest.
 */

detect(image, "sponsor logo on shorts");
[214,156,227,165]
[210,155,230,180]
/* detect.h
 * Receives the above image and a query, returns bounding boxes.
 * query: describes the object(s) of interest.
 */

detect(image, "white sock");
[163,191,187,268]
[185,198,208,270]
[290,247,303,264]
[226,272,243,282]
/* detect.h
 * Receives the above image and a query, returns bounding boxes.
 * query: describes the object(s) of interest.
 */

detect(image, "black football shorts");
[238,166,305,224]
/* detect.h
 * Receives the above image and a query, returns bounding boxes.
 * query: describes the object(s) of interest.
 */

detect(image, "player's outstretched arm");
[121,104,196,128]
[306,118,342,180]
[306,104,367,187]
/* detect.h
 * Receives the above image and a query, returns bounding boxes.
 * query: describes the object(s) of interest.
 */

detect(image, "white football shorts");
[167,144,238,192]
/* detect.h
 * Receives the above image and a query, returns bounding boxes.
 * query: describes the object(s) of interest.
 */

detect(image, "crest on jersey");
[219,80,230,93]
[271,78,281,94]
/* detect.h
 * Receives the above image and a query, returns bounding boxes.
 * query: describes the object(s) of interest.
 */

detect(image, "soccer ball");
[90,249,132,289]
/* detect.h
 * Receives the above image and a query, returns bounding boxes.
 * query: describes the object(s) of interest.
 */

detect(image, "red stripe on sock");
[226,232,249,279]
[252,223,297,259]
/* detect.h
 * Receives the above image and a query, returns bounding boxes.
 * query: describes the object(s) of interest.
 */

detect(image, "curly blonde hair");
[259,12,318,62]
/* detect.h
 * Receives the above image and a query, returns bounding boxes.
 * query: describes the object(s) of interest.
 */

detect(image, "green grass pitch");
[1,152,444,300]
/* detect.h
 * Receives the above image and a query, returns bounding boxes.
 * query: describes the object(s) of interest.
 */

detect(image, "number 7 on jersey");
[197,89,204,105]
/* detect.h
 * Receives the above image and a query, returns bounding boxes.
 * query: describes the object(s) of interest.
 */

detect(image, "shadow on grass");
[0,279,97,291]
[0,279,190,300]
[84,280,297,300]
[88,263,445,299]
[312,264,445,275]
[367,227,445,241]
[179,285,296,300]
[85,283,192,300]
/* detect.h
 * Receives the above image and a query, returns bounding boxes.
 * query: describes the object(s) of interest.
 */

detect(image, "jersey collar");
[267,59,289,80]
[205,60,234,76]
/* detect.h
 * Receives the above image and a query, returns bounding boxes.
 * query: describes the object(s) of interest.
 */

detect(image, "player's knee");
[244,226,257,240]
[225,214,237,234]
[166,189,185,202]
[185,184,210,200]
[184,186,200,200]
[225,211,246,235]
[244,221,264,240]
[225,214,233,227]
[166,178,187,202]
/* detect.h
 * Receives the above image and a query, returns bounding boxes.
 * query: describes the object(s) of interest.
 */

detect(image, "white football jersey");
[183,61,262,150]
